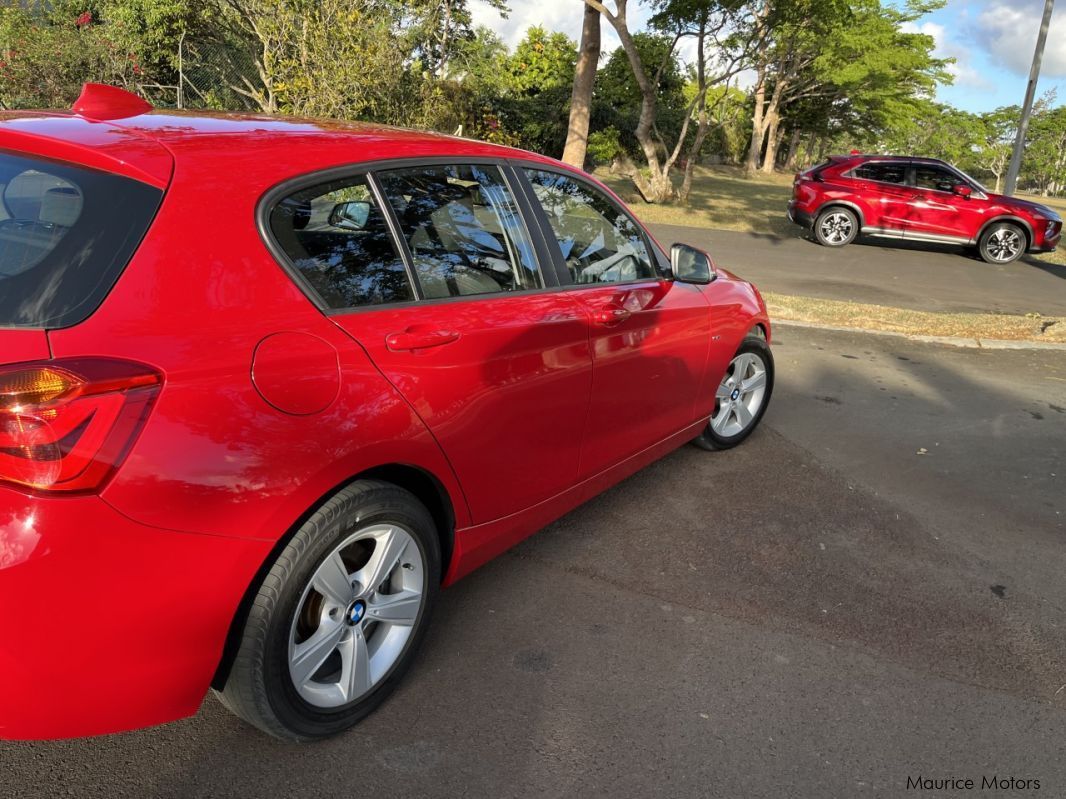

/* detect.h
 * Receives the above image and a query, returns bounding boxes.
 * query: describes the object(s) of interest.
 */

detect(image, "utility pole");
[1004,0,1055,195]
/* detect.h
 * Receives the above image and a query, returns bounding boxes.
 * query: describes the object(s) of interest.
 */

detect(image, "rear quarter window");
[0,151,163,329]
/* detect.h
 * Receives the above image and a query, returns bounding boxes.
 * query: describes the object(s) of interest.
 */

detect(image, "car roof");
[837,154,949,165]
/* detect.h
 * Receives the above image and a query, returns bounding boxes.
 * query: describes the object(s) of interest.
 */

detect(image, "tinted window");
[914,165,959,192]
[269,174,414,309]
[0,152,162,328]
[523,169,656,284]
[376,164,541,299]
[852,162,906,184]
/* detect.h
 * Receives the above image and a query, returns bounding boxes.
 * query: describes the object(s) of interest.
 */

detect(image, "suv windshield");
[0,152,163,328]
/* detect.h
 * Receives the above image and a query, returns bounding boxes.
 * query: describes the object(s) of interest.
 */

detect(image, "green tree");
[498,26,577,155]
[0,2,138,108]
[746,0,948,174]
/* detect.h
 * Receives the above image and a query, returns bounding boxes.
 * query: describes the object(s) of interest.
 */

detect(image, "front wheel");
[218,481,440,741]
[693,337,774,451]
[978,222,1025,264]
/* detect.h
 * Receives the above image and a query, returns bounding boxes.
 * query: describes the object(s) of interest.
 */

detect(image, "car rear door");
[515,166,711,478]
[849,161,911,233]
[265,162,592,525]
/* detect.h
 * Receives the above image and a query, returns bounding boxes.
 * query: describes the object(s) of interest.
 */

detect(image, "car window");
[375,164,541,299]
[0,152,162,328]
[523,169,657,285]
[914,165,960,193]
[852,162,906,185]
[269,174,414,309]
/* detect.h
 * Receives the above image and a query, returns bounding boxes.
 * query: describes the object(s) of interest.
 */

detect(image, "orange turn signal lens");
[0,367,82,410]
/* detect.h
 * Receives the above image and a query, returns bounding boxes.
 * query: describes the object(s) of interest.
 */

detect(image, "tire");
[978,221,1026,264]
[218,480,441,741]
[693,336,774,451]
[813,206,859,247]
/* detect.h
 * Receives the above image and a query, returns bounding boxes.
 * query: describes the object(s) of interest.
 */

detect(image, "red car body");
[788,154,1062,255]
[0,86,769,740]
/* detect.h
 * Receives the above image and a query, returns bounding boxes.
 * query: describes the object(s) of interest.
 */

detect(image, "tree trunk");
[679,11,711,205]
[593,1,673,202]
[783,128,802,171]
[745,68,766,175]
[758,77,786,174]
[562,2,601,168]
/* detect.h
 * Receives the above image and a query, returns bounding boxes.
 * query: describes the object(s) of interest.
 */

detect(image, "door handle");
[385,328,460,351]
[592,304,632,326]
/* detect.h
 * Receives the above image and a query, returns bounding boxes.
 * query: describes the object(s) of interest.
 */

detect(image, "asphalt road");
[3,327,1065,798]
[648,224,1066,317]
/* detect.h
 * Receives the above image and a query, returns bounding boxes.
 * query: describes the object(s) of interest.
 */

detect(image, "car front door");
[518,166,711,478]
[266,163,593,524]
[905,163,986,243]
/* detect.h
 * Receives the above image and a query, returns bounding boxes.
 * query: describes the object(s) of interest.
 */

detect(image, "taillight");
[0,358,162,494]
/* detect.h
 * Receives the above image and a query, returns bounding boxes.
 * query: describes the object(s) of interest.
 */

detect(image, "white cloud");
[971,0,1066,77]
[903,19,992,90]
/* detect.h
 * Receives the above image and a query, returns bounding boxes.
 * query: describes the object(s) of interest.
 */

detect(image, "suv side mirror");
[329,200,371,230]
[952,184,973,199]
[670,243,716,285]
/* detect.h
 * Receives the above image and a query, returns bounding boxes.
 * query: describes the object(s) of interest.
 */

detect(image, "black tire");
[217,480,441,741]
[813,206,859,247]
[692,336,774,451]
[978,221,1026,264]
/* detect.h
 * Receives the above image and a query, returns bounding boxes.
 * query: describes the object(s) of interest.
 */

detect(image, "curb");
[772,318,1066,351]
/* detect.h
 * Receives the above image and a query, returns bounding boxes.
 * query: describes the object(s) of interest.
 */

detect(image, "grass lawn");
[765,293,1065,344]
[595,165,798,236]
[597,165,1066,267]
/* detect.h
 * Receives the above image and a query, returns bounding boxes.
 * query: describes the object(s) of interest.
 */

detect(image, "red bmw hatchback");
[0,84,772,741]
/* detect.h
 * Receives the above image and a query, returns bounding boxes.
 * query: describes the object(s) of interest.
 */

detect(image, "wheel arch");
[210,462,457,691]
[978,216,1033,248]
[816,200,866,229]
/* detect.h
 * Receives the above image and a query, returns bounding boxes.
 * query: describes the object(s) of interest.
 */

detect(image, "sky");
[469,0,1066,114]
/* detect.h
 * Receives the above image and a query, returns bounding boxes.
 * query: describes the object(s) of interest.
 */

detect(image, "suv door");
[518,166,711,478]
[848,160,910,233]
[265,163,593,524]
[905,163,986,243]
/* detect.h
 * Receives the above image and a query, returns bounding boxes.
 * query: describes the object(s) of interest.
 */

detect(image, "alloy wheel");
[711,352,769,438]
[288,524,425,709]
[819,212,853,244]
[985,228,1022,262]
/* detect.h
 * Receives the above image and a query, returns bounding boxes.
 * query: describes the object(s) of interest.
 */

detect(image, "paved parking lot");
[648,224,1066,317]
[4,326,1064,798]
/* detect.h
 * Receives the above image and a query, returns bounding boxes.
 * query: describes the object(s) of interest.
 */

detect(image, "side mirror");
[329,200,371,230]
[670,243,716,285]
[952,184,973,199]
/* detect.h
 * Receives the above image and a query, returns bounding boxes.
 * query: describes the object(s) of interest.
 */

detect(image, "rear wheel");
[978,221,1025,264]
[693,337,774,451]
[813,206,858,247]
[218,481,440,741]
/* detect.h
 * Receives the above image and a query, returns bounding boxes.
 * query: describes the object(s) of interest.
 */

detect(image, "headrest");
[39,186,82,227]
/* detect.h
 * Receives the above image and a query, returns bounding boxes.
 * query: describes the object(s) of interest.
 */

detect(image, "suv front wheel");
[813,206,859,248]
[978,221,1026,264]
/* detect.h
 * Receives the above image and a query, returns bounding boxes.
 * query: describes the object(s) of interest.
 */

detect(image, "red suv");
[789,154,1062,264]
[0,85,772,741]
